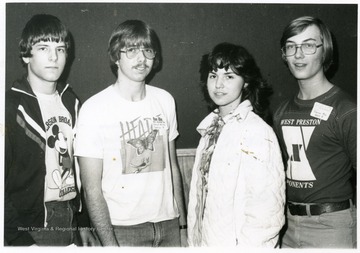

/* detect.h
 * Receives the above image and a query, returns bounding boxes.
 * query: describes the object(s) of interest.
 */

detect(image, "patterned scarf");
[192,112,225,246]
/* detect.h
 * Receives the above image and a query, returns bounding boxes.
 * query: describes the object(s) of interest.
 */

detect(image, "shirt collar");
[11,74,69,98]
[197,99,253,136]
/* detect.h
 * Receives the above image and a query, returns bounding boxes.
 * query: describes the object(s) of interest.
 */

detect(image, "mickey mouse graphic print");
[35,91,76,202]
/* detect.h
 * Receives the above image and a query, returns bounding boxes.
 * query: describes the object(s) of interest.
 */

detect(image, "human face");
[284,25,324,82]
[207,67,247,116]
[22,41,67,85]
[117,45,154,84]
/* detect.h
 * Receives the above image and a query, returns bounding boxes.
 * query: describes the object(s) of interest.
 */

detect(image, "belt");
[288,200,351,216]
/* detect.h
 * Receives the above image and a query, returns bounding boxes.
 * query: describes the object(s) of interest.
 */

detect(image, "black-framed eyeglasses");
[281,43,323,57]
[120,47,156,60]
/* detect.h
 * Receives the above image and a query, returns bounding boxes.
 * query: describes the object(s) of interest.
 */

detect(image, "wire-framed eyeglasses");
[281,43,323,57]
[120,47,156,60]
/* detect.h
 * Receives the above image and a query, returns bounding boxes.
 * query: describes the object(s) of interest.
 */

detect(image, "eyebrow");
[209,70,235,75]
[34,41,66,46]
[286,38,317,44]
[33,42,49,46]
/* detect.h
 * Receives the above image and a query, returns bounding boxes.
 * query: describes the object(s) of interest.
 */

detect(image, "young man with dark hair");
[5,14,95,246]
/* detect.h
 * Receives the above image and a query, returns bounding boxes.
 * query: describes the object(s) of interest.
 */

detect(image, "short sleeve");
[165,93,179,142]
[74,101,104,159]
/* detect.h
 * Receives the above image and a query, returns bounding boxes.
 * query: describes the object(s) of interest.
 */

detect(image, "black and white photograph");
[1,0,358,251]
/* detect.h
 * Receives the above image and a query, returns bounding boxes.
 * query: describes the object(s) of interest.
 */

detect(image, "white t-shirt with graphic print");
[74,84,179,226]
[35,91,76,202]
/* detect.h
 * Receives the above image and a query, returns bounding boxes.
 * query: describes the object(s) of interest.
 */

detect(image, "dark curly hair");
[199,42,273,121]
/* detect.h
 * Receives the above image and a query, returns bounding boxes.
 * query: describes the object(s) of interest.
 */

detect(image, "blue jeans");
[281,201,357,248]
[113,218,180,247]
[28,201,79,246]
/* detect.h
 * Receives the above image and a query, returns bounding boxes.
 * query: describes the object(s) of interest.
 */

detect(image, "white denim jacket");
[187,100,285,247]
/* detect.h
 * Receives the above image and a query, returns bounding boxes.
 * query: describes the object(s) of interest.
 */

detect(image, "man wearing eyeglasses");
[273,16,356,248]
[74,20,187,247]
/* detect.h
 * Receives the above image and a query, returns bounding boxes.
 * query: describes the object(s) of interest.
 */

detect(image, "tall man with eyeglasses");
[74,20,187,247]
[273,16,356,248]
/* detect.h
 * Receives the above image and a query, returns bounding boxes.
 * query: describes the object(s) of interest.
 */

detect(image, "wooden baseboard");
[176,148,196,157]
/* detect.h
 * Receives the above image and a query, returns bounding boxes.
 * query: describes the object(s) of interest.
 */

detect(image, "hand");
[79,229,99,246]
[180,228,188,247]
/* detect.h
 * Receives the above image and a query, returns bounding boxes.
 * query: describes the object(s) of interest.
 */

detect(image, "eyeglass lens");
[283,43,318,56]
[127,48,155,59]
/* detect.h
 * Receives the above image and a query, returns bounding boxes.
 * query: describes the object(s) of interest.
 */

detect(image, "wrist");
[179,225,187,230]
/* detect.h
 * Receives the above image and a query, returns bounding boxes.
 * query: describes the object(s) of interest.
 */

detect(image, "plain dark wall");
[6,3,357,148]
